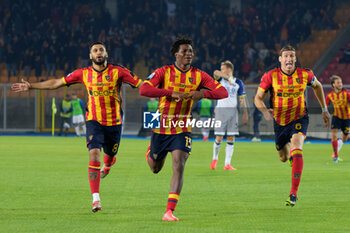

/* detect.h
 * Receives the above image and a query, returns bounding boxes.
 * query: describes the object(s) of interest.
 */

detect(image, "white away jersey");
[216,77,246,108]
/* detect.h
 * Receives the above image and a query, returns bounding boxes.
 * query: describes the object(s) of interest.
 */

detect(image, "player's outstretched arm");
[254,89,272,121]
[311,79,331,127]
[11,78,65,92]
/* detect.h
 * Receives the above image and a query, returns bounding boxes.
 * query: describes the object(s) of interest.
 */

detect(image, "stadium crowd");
[0,0,338,82]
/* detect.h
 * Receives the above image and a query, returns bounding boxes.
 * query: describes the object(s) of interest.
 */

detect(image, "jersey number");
[185,136,192,149]
[112,143,119,153]
[295,123,302,130]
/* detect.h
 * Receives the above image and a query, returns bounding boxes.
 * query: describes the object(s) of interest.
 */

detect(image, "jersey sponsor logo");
[276,92,302,98]
[89,89,116,96]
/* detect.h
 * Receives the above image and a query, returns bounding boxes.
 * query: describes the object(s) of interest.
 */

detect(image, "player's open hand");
[263,109,273,121]
[171,91,188,102]
[188,90,204,101]
[11,79,31,92]
[322,111,331,127]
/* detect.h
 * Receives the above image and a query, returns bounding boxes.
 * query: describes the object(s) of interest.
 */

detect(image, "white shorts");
[214,108,239,136]
[72,114,85,125]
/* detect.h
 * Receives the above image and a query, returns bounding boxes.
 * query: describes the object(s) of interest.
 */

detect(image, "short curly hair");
[170,37,193,57]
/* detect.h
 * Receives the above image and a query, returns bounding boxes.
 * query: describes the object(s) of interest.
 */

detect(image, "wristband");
[321,107,328,112]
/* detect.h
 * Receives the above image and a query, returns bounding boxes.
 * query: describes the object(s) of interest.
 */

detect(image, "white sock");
[81,124,86,135]
[92,193,100,202]
[74,126,80,136]
[202,128,209,137]
[225,142,234,166]
[213,141,221,160]
[337,139,343,152]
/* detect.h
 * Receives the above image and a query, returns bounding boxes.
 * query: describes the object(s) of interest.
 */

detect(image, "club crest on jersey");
[189,77,194,83]
[89,135,93,141]
[105,75,111,81]
[296,77,301,83]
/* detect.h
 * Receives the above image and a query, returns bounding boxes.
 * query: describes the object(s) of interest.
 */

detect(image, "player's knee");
[215,137,223,143]
[280,156,288,162]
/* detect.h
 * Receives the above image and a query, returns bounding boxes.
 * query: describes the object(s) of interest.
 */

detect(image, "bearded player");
[12,42,142,213]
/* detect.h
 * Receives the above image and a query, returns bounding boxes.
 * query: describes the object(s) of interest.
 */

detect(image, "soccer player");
[210,60,248,171]
[325,75,350,162]
[254,44,331,207]
[11,42,142,213]
[71,92,86,137]
[139,37,228,221]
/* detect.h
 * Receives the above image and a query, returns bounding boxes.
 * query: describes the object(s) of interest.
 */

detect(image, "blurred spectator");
[0,0,340,83]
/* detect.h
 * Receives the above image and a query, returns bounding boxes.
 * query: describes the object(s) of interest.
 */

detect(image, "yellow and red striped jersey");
[326,89,350,119]
[62,64,141,126]
[259,67,316,126]
[144,64,223,134]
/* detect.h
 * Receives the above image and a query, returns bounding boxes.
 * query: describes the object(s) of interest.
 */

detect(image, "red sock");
[166,192,180,211]
[88,161,101,194]
[103,155,116,166]
[331,140,338,157]
[290,149,303,196]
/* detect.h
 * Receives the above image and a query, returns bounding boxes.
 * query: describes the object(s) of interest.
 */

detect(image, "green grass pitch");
[0,136,349,233]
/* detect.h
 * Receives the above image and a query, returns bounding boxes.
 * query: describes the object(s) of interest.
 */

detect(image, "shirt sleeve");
[118,66,142,88]
[306,69,316,86]
[198,71,222,91]
[259,72,272,92]
[198,71,228,99]
[143,67,165,87]
[139,67,172,97]
[347,90,350,102]
[236,79,246,97]
[62,69,83,86]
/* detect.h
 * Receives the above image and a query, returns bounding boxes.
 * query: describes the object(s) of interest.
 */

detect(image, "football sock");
[213,140,221,160]
[224,142,234,166]
[337,139,343,152]
[103,155,115,166]
[75,126,81,136]
[201,128,209,137]
[331,140,338,157]
[92,193,100,202]
[88,161,101,195]
[81,124,86,135]
[290,149,303,196]
[166,192,180,211]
